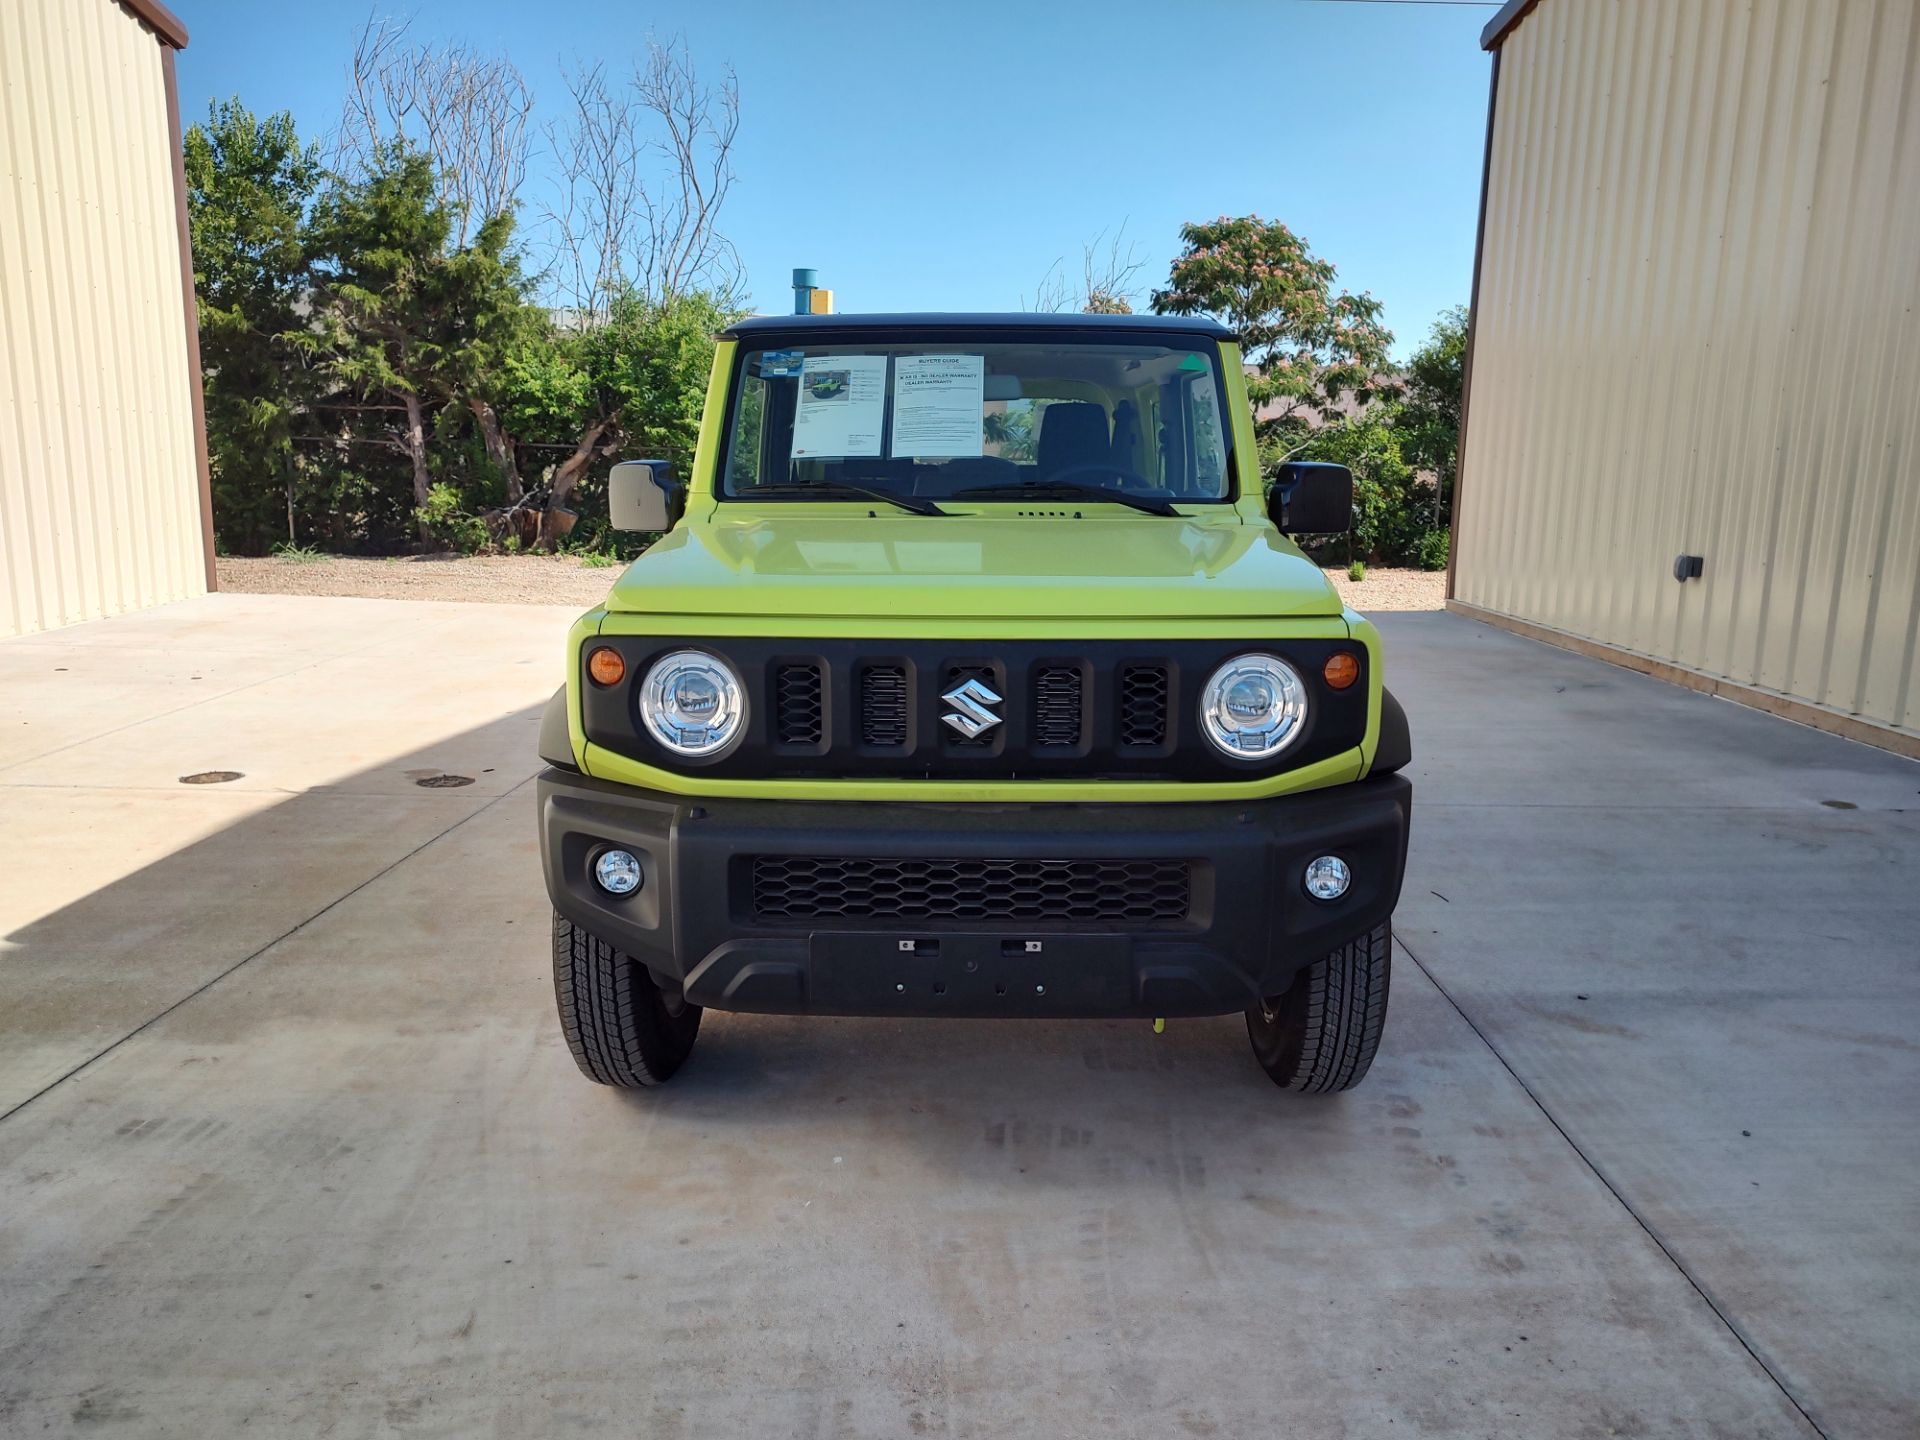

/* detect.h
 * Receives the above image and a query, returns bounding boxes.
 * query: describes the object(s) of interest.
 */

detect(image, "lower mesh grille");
[749,856,1190,923]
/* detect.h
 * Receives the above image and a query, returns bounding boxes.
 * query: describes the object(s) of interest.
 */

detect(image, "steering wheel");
[1044,460,1156,492]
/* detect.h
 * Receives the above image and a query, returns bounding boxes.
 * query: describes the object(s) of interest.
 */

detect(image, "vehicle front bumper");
[538,772,1411,1018]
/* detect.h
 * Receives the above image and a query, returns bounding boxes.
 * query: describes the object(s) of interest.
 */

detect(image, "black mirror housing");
[1269,460,1354,534]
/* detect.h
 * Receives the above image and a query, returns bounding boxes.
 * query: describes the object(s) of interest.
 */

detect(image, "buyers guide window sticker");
[792,355,887,458]
[891,354,985,458]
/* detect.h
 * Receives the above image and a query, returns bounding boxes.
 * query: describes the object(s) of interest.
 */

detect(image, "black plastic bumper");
[538,773,1411,1019]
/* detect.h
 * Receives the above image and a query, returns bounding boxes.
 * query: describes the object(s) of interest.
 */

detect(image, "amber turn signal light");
[1323,652,1359,690]
[587,647,627,686]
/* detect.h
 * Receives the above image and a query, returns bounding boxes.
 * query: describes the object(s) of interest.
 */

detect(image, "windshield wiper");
[949,481,1181,517]
[742,482,947,516]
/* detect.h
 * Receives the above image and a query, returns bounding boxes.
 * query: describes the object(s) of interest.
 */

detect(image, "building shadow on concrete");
[0,704,545,1118]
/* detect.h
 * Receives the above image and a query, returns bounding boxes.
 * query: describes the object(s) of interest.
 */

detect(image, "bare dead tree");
[543,37,741,312]
[543,61,642,315]
[338,14,407,171]
[1026,224,1145,314]
[337,12,533,247]
[636,40,741,302]
[1025,256,1074,313]
[1081,223,1145,315]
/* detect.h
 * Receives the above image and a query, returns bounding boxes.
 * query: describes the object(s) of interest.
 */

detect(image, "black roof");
[723,311,1236,341]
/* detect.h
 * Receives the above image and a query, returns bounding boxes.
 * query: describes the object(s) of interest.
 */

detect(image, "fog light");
[593,848,642,896]
[1304,855,1351,902]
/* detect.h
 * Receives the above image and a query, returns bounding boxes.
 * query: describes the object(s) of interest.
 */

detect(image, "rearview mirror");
[609,460,681,533]
[1270,461,1353,534]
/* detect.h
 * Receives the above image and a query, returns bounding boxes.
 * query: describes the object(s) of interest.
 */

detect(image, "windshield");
[720,335,1235,505]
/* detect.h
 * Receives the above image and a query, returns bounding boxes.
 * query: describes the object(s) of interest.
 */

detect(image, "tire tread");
[551,912,698,1087]
[1248,921,1391,1093]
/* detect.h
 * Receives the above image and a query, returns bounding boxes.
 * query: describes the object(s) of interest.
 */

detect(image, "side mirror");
[608,460,682,532]
[1270,460,1353,534]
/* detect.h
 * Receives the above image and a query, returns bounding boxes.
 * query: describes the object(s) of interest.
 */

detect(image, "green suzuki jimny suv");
[537,313,1411,1093]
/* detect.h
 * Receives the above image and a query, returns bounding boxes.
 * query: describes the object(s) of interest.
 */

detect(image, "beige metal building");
[1453,0,1920,756]
[1,0,212,639]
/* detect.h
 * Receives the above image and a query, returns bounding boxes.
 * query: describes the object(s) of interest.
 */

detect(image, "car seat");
[1035,402,1112,479]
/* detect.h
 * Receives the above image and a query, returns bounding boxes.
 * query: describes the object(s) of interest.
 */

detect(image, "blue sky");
[175,0,1495,358]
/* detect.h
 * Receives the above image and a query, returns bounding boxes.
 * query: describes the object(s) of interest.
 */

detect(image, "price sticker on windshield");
[793,355,886,458]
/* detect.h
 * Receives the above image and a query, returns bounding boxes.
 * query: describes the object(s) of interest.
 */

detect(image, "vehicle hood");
[603,513,1344,620]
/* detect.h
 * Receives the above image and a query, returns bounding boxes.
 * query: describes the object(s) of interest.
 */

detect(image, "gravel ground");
[218,553,1447,611]
[216,554,621,607]
[1327,566,1447,611]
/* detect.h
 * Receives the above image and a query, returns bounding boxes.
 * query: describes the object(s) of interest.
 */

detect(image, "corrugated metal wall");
[1457,0,1920,738]
[0,0,206,638]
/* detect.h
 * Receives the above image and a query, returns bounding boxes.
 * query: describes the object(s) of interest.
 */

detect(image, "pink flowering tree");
[1151,216,1395,451]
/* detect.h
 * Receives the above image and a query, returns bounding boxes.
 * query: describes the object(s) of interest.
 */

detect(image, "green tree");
[1391,304,1468,531]
[1152,216,1395,457]
[297,145,447,537]
[502,289,738,547]
[438,211,546,506]
[183,100,320,552]
[1298,414,1434,566]
[297,143,537,542]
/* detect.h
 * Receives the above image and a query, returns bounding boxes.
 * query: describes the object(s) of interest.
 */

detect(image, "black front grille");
[579,637,1369,781]
[1119,665,1169,746]
[860,665,908,746]
[1034,666,1082,747]
[750,856,1191,923]
[775,663,823,745]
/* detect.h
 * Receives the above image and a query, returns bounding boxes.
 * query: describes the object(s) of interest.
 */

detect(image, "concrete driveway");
[1,595,1914,1438]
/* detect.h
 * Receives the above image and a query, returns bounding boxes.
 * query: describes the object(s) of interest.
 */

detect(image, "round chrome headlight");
[639,649,746,758]
[1199,654,1308,760]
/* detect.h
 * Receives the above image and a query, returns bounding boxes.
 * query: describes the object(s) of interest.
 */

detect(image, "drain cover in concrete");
[179,771,244,785]
[415,774,475,788]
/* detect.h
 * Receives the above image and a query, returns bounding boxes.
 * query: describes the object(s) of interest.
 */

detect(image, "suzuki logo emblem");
[940,677,1003,739]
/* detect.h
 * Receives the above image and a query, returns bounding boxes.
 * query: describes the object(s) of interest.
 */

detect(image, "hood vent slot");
[859,665,909,746]
[1034,666,1084,747]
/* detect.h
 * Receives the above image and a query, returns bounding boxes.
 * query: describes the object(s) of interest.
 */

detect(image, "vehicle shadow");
[608,1000,1403,1181]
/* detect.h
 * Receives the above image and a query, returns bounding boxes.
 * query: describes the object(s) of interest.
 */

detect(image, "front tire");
[1246,921,1391,1093]
[552,912,701,1087]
